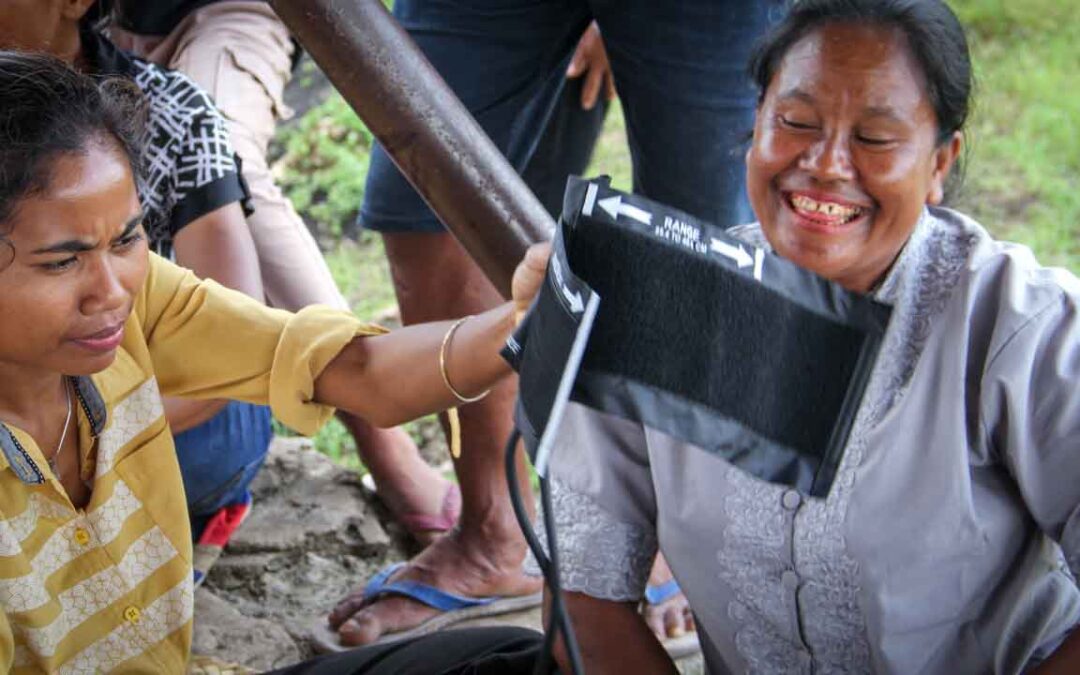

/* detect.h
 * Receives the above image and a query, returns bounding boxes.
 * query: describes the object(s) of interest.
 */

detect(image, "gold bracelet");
[439,316,490,404]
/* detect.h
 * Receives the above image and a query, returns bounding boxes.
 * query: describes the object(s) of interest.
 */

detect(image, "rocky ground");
[192,438,398,670]
[191,438,703,673]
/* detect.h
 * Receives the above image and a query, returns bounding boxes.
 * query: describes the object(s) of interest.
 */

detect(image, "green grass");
[274,0,1079,462]
[951,0,1080,267]
[274,93,373,240]
[585,99,632,192]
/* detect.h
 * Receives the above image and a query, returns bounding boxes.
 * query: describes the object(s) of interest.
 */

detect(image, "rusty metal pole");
[271,0,555,299]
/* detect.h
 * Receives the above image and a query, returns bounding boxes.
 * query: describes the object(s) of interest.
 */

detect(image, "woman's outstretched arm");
[312,242,550,427]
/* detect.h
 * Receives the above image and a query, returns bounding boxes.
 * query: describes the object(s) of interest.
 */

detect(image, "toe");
[664,607,685,638]
[683,606,696,633]
[334,595,441,647]
[338,614,384,647]
[328,591,367,629]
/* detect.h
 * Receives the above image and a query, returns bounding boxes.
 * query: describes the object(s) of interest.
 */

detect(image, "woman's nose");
[80,256,128,314]
[799,131,855,183]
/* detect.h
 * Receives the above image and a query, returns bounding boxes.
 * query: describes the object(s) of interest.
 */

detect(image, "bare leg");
[338,412,454,545]
[328,232,539,645]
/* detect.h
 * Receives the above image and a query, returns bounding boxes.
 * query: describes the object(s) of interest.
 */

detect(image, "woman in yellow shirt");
[0,52,549,674]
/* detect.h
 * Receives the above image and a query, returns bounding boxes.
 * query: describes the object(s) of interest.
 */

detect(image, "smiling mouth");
[787,193,868,227]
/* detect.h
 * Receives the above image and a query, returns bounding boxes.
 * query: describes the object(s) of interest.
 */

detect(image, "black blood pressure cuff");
[504,176,891,498]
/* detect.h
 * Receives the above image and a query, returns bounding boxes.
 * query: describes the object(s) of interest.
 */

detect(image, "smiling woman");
[541,1,1080,674]
[0,51,553,674]
[745,6,968,293]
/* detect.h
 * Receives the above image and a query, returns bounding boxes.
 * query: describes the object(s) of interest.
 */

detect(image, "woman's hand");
[511,241,551,326]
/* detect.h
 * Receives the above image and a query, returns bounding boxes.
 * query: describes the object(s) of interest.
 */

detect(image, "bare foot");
[343,418,456,546]
[643,554,694,641]
[328,529,542,645]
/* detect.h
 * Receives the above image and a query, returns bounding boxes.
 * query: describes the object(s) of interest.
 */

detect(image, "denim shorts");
[360,0,788,234]
[172,400,273,540]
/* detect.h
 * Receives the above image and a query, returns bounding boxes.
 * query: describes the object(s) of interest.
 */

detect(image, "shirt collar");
[0,375,108,484]
[871,208,932,305]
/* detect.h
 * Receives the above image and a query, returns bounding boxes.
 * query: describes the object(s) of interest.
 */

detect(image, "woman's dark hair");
[750,0,973,146]
[0,51,146,237]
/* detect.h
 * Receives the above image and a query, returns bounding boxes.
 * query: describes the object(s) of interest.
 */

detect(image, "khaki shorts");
[112,1,348,312]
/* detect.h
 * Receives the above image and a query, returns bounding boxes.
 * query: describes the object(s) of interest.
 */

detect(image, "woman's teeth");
[790,194,864,223]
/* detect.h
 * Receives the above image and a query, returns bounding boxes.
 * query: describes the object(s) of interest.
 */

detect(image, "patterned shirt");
[83,28,248,257]
[0,254,377,673]
[539,207,1080,674]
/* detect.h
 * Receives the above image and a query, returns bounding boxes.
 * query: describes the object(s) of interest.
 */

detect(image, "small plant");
[275,93,373,241]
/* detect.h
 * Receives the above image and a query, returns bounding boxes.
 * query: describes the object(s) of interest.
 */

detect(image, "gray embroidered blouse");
[538,206,1080,674]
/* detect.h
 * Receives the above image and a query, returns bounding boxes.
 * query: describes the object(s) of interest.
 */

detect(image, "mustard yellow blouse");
[0,253,379,673]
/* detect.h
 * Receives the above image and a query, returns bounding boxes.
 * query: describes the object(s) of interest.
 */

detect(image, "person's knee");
[174,402,272,515]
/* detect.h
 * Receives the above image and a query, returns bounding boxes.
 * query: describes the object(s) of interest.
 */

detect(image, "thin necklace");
[49,379,73,481]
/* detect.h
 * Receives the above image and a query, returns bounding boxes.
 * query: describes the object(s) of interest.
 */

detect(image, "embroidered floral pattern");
[529,479,656,602]
[716,212,978,671]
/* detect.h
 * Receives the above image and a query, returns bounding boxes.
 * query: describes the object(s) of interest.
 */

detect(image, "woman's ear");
[927,131,963,205]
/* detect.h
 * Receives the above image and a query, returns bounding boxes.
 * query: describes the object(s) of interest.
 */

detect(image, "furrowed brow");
[110,211,145,242]
[31,211,144,255]
[31,239,96,255]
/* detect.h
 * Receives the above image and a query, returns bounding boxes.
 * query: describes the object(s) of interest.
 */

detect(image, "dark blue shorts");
[361,0,788,233]
[172,400,272,541]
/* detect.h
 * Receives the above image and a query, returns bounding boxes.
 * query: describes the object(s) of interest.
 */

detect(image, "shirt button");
[781,490,802,510]
[123,606,141,624]
[74,528,91,546]
[781,570,800,592]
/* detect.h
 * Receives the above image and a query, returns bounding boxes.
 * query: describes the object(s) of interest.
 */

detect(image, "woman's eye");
[857,134,895,146]
[39,257,77,272]
[779,115,818,130]
[114,231,144,250]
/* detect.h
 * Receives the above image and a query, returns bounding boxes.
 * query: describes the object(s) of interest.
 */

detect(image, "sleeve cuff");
[268,305,388,436]
[169,173,249,233]
[525,478,656,602]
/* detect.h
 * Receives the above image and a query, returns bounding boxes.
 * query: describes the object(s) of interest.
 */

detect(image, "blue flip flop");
[645,578,682,606]
[644,579,702,661]
[309,562,543,651]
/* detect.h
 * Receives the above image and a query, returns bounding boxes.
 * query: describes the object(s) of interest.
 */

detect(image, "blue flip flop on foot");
[310,562,543,652]
[644,579,702,660]
[645,578,682,606]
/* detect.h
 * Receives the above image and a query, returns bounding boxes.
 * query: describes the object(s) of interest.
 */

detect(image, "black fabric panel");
[575,372,820,494]
[504,218,599,466]
[507,176,891,497]
[567,218,864,463]
[166,173,249,246]
[511,271,579,448]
